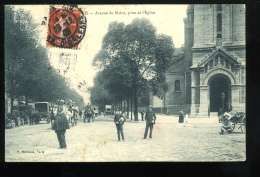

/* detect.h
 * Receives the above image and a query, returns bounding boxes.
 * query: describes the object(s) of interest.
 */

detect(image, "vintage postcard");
[5,4,245,162]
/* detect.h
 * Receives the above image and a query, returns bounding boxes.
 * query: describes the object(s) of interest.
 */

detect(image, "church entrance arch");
[208,74,231,112]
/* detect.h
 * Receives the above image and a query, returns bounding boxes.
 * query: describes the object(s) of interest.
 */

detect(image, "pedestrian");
[218,108,223,123]
[114,110,126,142]
[141,110,144,121]
[50,110,55,126]
[52,105,70,149]
[144,105,156,139]
[178,110,184,123]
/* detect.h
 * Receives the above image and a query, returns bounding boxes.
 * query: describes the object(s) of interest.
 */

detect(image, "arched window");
[175,80,180,91]
[217,14,222,32]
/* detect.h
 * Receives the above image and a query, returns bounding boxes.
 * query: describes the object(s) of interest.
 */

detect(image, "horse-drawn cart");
[221,111,246,133]
[35,102,50,124]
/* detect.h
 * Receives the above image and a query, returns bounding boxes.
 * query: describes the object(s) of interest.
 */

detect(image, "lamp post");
[221,92,225,111]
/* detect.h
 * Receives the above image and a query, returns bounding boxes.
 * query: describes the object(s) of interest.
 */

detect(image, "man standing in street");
[52,104,70,149]
[114,110,126,142]
[144,105,156,139]
[141,110,144,121]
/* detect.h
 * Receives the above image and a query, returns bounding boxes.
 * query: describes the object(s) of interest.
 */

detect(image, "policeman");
[52,104,70,149]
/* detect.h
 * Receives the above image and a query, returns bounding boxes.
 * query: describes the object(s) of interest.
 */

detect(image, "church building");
[153,4,245,116]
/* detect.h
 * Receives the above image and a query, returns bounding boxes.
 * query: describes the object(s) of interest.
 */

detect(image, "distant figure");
[144,105,156,139]
[50,110,55,126]
[218,108,223,123]
[184,114,189,123]
[114,110,126,142]
[141,110,144,121]
[52,105,70,149]
[178,110,184,123]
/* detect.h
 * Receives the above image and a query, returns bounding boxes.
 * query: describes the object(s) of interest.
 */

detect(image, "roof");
[173,48,183,56]
[198,48,241,67]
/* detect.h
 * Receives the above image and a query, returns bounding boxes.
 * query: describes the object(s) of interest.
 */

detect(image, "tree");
[93,18,175,120]
[5,6,85,112]
[5,6,40,112]
[88,71,113,110]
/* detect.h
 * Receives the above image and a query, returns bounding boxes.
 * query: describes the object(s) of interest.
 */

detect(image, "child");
[219,112,232,134]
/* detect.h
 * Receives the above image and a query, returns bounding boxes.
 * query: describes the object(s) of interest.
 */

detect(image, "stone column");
[198,86,209,117]
[231,85,240,112]
[190,70,198,116]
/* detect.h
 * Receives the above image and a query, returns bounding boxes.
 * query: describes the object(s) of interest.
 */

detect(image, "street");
[5,114,245,162]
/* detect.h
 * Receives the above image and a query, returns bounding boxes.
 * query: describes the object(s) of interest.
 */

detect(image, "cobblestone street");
[5,114,245,162]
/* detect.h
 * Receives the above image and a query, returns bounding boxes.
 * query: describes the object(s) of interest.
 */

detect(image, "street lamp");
[221,92,225,111]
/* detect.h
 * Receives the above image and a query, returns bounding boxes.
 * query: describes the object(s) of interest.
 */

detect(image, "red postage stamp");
[47,6,87,49]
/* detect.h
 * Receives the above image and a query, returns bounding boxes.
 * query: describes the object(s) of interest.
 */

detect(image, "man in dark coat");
[144,105,156,139]
[141,110,145,121]
[114,110,126,142]
[52,105,70,149]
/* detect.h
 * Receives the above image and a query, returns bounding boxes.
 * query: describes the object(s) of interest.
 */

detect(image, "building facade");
[154,4,245,116]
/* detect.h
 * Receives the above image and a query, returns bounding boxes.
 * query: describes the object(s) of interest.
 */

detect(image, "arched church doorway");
[209,74,230,112]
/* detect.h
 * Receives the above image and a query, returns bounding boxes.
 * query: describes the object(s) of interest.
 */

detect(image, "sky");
[14,5,188,104]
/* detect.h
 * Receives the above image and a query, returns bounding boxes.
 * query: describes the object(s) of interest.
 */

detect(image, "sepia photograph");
[5,4,246,162]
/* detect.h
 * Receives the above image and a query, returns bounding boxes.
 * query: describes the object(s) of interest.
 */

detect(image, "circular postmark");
[47,6,87,49]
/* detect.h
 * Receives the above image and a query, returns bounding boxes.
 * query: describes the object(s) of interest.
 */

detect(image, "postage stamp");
[46,6,87,49]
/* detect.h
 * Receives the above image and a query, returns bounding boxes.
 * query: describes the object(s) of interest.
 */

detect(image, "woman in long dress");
[178,110,184,123]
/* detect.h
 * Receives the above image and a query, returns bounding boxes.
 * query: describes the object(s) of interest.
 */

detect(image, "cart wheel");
[11,120,15,128]
[241,117,246,133]
[231,122,235,131]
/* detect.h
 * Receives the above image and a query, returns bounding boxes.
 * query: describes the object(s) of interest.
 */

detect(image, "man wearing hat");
[144,105,156,139]
[114,110,126,142]
[52,104,70,149]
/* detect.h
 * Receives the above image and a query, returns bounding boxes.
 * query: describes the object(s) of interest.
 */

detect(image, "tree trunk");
[25,95,28,105]
[130,95,132,120]
[120,97,122,112]
[133,83,138,121]
[127,96,129,119]
[10,97,14,113]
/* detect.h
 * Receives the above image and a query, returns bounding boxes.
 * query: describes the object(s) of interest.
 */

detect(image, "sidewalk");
[125,113,220,124]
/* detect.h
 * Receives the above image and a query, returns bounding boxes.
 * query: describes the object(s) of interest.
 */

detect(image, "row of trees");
[89,18,175,120]
[5,6,85,113]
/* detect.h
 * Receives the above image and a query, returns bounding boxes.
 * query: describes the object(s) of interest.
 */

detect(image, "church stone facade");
[153,4,245,116]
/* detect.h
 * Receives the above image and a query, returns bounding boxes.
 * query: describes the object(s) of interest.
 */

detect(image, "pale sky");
[15,5,188,104]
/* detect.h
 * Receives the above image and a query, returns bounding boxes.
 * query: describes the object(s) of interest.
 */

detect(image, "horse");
[29,112,40,125]
[84,108,94,122]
